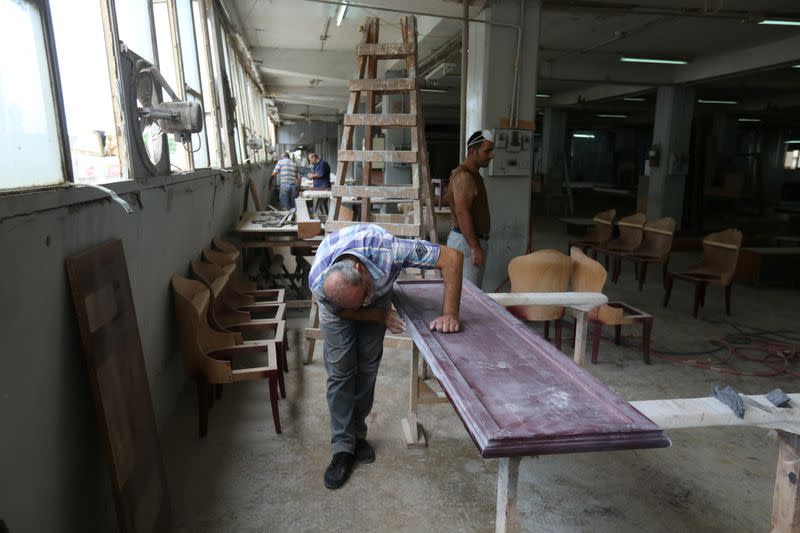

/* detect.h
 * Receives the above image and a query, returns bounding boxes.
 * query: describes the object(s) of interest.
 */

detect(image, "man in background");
[270,152,300,209]
[443,129,495,288]
[308,152,331,188]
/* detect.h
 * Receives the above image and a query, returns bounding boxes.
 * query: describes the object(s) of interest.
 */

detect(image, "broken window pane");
[0,0,64,190]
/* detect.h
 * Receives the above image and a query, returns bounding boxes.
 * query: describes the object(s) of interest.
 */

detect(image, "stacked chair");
[567,209,616,256]
[507,249,572,350]
[593,212,647,270]
[663,229,743,318]
[171,237,288,437]
[610,217,676,290]
[508,247,654,365]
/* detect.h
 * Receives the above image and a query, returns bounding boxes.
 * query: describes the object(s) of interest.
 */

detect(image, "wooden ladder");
[326,15,436,242]
[304,16,437,365]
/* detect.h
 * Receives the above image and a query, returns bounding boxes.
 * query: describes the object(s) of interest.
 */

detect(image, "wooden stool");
[590,302,653,365]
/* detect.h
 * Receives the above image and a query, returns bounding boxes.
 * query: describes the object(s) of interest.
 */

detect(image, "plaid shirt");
[273,157,298,185]
[309,224,440,313]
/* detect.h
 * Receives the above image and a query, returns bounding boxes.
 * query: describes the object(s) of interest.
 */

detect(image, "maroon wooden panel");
[393,280,671,458]
[66,240,171,532]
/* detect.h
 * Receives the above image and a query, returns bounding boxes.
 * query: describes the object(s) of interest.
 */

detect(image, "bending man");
[308,223,463,489]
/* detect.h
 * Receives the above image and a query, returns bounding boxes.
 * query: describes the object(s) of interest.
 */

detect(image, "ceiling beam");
[550,84,653,106]
[252,47,356,83]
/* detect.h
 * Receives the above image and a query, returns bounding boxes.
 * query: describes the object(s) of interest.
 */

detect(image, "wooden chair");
[611,217,676,291]
[190,259,289,386]
[507,249,572,350]
[663,229,743,318]
[570,247,653,365]
[211,238,286,301]
[172,275,281,436]
[567,209,616,255]
[202,248,285,308]
[594,212,647,269]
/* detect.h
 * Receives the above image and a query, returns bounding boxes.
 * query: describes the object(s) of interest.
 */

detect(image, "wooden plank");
[304,326,413,349]
[65,240,171,533]
[496,457,522,533]
[325,219,421,237]
[392,279,671,458]
[293,197,322,239]
[356,42,416,58]
[338,150,417,163]
[248,179,262,211]
[349,78,416,92]
[344,113,417,126]
[331,185,419,199]
[772,431,800,533]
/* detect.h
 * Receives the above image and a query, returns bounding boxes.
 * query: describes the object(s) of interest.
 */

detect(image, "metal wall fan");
[131,58,167,174]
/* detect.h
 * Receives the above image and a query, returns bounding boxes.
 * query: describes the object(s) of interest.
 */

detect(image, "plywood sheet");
[66,240,171,532]
[393,279,671,458]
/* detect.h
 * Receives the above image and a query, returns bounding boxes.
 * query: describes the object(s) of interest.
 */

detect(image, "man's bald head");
[322,258,373,310]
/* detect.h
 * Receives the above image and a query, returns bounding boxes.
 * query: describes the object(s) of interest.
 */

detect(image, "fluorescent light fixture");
[620,56,688,65]
[623,97,646,102]
[420,88,447,93]
[794,65,800,69]
[536,93,550,98]
[697,99,738,105]
[596,113,627,118]
[785,140,800,144]
[573,133,595,139]
[738,118,761,123]
[336,1,348,26]
[759,19,800,26]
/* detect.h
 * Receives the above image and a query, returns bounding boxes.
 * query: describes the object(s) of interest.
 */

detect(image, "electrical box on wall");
[489,128,534,177]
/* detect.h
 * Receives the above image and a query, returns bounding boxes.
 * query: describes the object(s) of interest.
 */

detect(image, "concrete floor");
[162,217,800,532]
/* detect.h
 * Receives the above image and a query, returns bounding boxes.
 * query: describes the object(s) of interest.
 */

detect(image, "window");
[51,0,123,184]
[176,0,210,168]
[0,0,67,190]
[193,0,221,167]
[785,149,799,170]
[115,0,157,64]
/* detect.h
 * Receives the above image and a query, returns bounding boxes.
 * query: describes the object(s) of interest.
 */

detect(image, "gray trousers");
[446,229,488,288]
[319,295,390,455]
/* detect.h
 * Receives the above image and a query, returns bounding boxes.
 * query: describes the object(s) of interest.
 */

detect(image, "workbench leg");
[401,345,427,447]
[496,456,522,533]
[573,311,588,367]
[771,431,800,533]
[304,302,319,365]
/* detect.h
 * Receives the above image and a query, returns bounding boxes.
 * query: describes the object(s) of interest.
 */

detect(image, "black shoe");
[355,438,375,464]
[324,452,355,489]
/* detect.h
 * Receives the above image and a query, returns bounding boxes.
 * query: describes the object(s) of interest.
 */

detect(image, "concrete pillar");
[540,107,567,190]
[464,0,542,291]
[646,85,695,227]
[384,69,412,185]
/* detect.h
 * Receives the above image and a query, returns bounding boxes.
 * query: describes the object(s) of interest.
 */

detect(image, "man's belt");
[452,227,490,241]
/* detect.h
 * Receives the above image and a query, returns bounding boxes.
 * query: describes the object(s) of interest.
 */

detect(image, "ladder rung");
[350,78,416,93]
[356,43,416,59]
[338,150,417,163]
[331,185,419,199]
[344,114,417,127]
[326,220,421,237]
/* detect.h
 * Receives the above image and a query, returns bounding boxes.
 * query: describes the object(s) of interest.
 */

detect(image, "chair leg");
[663,274,674,307]
[604,253,610,271]
[612,257,621,283]
[283,331,289,373]
[215,384,223,400]
[642,318,652,365]
[554,319,563,351]
[591,322,602,364]
[639,263,648,292]
[692,282,705,318]
[725,284,732,316]
[614,325,622,345]
[268,374,282,434]
[662,261,669,288]
[208,382,215,409]
[544,320,550,341]
[196,377,209,438]
[634,261,639,281]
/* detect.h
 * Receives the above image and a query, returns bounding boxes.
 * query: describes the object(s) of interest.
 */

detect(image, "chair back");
[610,212,646,251]
[171,275,232,380]
[586,209,616,243]
[692,229,743,284]
[507,249,571,321]
[637,217,676,259]
[570,247,607,292]
[212,237,240,259]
